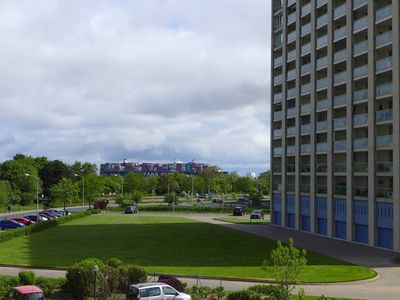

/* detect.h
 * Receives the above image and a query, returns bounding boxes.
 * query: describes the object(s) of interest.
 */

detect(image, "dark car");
[250,210,264,219]
[0,220,25,230]
[24,215,47,223]
[212,198,223,204]
[233,207,245,216]
[125,206,138,214]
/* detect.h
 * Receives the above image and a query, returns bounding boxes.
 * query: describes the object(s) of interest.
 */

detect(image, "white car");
[126,283,191,300]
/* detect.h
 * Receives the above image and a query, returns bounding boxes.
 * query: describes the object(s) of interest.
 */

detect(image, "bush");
[35,276,66,297]
[187,286,225,300]
[131,190,143,203]
[0,276,19,296]
[126,264,147,285]
[18,271,35,285]
[158,275,185,292]
[94,200,108,209]
[164,193,175,204]
[107,257,124,268]
[227,290,264,300]
[248,285,286,299]
[123,204,252,214]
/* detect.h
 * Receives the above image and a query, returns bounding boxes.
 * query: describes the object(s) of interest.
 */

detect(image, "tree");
[124,173,145,194]
[0,180,11,208]
[85,174,105,209]
[257,171,271,195]
[39,160,73,196]
[198,166,219,194]
[263,238,307,300]
[249,190,263,207]
[50,177,79,209]
[146,176,159,195]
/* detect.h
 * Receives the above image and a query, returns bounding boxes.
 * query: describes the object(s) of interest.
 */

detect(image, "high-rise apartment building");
[270,0,400,250]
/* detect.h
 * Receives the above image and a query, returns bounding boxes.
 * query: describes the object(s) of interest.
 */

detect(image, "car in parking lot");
[126,283,191,300]
[233,207,245,216]
[3,285,45,300]
[7,217,35,226]
[0,220,25,230]
[250,209,264,219]
[24,215,48,223]
[125,206,138,214]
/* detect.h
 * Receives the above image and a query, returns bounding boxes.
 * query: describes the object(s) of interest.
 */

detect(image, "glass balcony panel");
[353,16,368,32]
[316,142,328,152]
[287,0,295,7]
[301,23,311,36]
[288,49,296,61]
[354,64,368,78]
[273,129,283,138]
[288,31,296,43]
[273,92,282,103]
[376,31,392,47]
[334,26,347,40]
[316,99,328,110]
[354,137,368,149]
[317,0,327,8]
[287,126,296,136]
[287,69,296,81]
[274,33,283,48]
[334,94,347,106]
[287,145,296,154]
[273,147,282,156]
[301,63,311,74]
[301,43,311,55]
[301,103,311,114]
[274,0,283,11]
[301,83,311,94]
[334,117,346,129]
[354,186,368,197]
[376,188,393,199]
[376,56,392,72]
[334,162,346,172]
[334,71,347,85]
[334,3,347,19]
[287,107,296,117]
[354,162,368,172]
[353,88,368,103]
[353,0,367,9]
[316,164,327,172]
[334,185,347,195]
[354,40,368,55]
[301,3,311,16]
[317,35,328,48]
[334,48,347,63]
[301,184,310,193]
[317,78,327,90]
[274,56,283,66]
[287,88,296,98]
[376,5,392,22]
[353,113,368,126]
[317,56,328,69]
[376,83,393,97]
[287,164,296,172]
[376,162,393,172]
[274,74,283,84]
[288,12,296,24]
[301,123,311,134]
[274,111,283,121]
[316,121,327,131]
[376,135,393,148]
[334,140,347,150]
[376,109,393,123]
[301,144,311,153]
[317,14,328,27]
[317,185,327,194]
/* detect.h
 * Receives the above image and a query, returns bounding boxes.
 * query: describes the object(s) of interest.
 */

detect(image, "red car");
[7,218,35,226]
[3,285,45,300]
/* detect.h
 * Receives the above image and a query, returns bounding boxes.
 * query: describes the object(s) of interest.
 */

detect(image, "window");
[24,293,45,300]
[140,287,161,297]
[163,286,178,296]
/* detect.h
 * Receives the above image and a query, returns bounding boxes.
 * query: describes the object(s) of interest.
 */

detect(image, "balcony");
[354,40,368,56]
[301,3,311,16]
[376,135,393,148]
[376,109,393,123]
[300,184,310,193]
[334,163,346,173]
[317,0,327,8]
[301,63,311,75]
[274,74,283,85]
[301,103,311,114]
[287,12,296,25]
[287,126,296,136]
[317,163,327,173]
[354,162,368,172]
[376,187,393,199]
[334,26,347,41]
[287,145,296,155]
[334,140,347,151]
[317,14,328,28]
[317,35,328,48]
[334,71,347,85]
[301,23,311,36]
[354,137,368,150]
[317,78,327,90]
[273,147,282,156]
[316,121,327,132]
[301,83,311,94]
[301,164,311,173]
[301,123,311,134]
[334,48,347,63]
[334,94,347,107]
[273,92,283,104]
[376,161,393,172]
[334,185,347,195]
[273,111,283,121]
[317,185,328,194]
[287,87,296,98]
[353,16,368,32]
[354,64,368,78]
[301,144,311,154]
[334,117,347,129]
[287,49,296,61]
[353,88,368,103]
[287,107,296,117]
[376,56,392,73]
[334,3,347,19]
[376,5,392,23]
[354,186,368,197]
[287,69,296,81]
[353,0,367,9]
[274,56,283,67]
[353,113,368,127]
[287,0,295,7]
[376,31,392,48]
[376,82,393,98]
[287,30,296,44]
[317,142,328,152]
[316,99,328,110]
[301,43,311,56]
[273,129,283,138]
[317,56,328,69]
[274,0,283,12]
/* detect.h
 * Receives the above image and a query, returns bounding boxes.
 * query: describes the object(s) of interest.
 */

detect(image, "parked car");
[125,206,138,214]
[250,209,264,219]
[212,198,223,204]
[39,212,56,219]
[0,220,25,230]
[43,210,62,218]
[126,283,191,300]
[48,209,70,216]
[233,207,245,216]
[3,285,45,300]
[24,215,48,223]
[7,217,35,226]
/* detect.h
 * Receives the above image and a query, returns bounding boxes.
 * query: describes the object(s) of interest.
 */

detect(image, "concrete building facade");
[270,0,400,250]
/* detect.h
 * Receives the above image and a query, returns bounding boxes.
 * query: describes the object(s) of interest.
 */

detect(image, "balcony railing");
[353,113,368,126]
[376,31,392,47]
[316,99,328,110]
[376,162,393,172]
[334,94,347,106]
[273,92,282,103]
[354,64,368,78]
[334,71,347,85]
[316,163,327,172]
[287,31,296,43]
[354,186,368,197]
[334,185,347,195]
[287,69,296,81]
[287,0,295,7]
[301,43,311,55]
[317,0,327,8]
[287,145,296,155]
[273,111,283,121]
[353,88,368,103]
[376,187,393,199]
[353,0,367,9]
[301,3,311,16]
[334,48,347,63]
[317,56,328,69]
[317,35,328,48]
[301,82,311,94]
[274,0,283,11]
[273,147,282,156]
[334,3,347,19]
[288,49,296,61]
[376,135,393,148]
[354,137,368,149]
[317,185,328,194]
[376,82,393,97]
[287,12,296,24]
[301,103,311,114]
[287,126,296,136]
[334,163,346,173]
[301,63,311,74]
[354,40,368,56]
[302,23,311,36]
[376,56,392,72]
[273,129,283,138]
[334,140,347,151]
[316,121,327,131]
[274,56,283,67]
[287,87,296,98]
[354,162,368,172]
[317,142,328,152]
[376,5,392,22]
[317,14,328,28]
[301,144,311,153]
[274,74,283,85]
[287,107,296,117]
[334,117,346,129]
[334,26,347,40]
[354,16,368,32]
[301,123,311,134]
[376,109,393,123]
[317,78,327,90]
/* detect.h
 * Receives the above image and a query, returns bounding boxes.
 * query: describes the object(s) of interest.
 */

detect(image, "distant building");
[100,159,210,176]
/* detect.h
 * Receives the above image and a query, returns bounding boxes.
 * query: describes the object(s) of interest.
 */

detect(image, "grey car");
[126,283,191,300]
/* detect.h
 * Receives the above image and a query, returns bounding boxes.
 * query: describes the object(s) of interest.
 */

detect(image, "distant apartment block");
[100,159,209,176]
[270,0,400,250]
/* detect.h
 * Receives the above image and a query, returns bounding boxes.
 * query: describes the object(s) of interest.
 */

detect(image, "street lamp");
[25,173,39,221]
[74,174,85,212]
[93,265,99,300]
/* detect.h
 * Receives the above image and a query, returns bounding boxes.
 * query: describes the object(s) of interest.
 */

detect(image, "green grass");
[213,216,270,224]
[0,215,375,283]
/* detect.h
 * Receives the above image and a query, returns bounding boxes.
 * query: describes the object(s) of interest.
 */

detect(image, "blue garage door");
[274,212,282,225]
[378,228,393,249]
[335,221,346,240]
[301,215,310,232]
[317,218,327,235]
[355,224,368,244]
[287,213,295,228]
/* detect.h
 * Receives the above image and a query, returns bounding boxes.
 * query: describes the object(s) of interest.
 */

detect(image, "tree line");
[0,154,270,209]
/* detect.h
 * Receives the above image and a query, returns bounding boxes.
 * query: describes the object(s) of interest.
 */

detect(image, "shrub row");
[116,204,253,214]
[227,285,286,300]
[0,211,95,243]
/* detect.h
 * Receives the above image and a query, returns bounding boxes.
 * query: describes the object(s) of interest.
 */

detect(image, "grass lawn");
[0,215,375,283]
[213,216,270,224]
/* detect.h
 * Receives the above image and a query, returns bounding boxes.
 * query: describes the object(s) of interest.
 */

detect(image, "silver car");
[126,282,191,300]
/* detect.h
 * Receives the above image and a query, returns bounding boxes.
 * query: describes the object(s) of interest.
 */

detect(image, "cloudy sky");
[0,0,270,175]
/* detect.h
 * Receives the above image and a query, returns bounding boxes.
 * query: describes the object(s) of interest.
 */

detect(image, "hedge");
[0,211,95,243]
[114,205,254,214]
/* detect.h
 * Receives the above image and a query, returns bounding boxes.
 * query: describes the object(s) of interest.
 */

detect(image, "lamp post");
[191,175,194,203]
[75,174,85,212]
[93,265,99,300]
[25,173,39,221]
